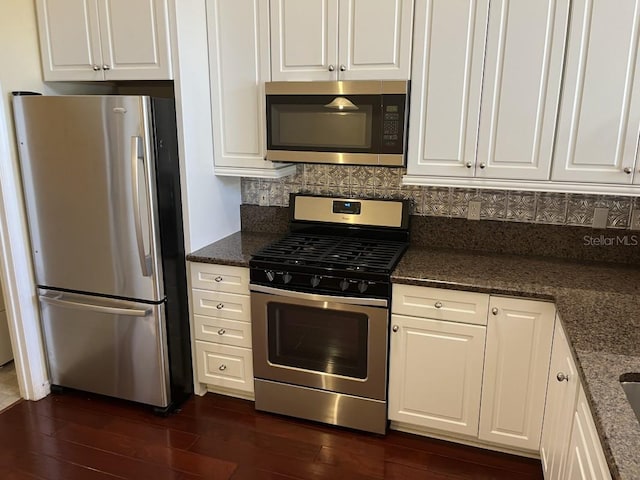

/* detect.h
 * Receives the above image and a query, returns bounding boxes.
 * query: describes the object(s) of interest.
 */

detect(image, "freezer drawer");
[38,290,169,407]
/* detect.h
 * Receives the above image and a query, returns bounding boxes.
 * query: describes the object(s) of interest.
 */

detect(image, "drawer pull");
[214,276,223,282]
[218,328,226,336]
[216,303,224,310]
[434,301,443,309]
[556,372,569,382]
[219,364,227,371]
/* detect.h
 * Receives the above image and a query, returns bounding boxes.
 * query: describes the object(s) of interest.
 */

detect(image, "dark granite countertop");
[393,247,640,480]
[187,232,640,479]
[186,231,282,267]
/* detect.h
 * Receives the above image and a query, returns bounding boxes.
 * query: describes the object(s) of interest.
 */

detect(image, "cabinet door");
[476,0,569,180]
[208,0,295,177]
[479,297,555,451]
[540,317,580,480]
[96,0,172,80]
[36,0,103,81]
[388,314,486,437]
[270,0,339,81]
[406,0,489,177]
[338,0,413,80]
[552,1,640,184]
[564,387,613,480]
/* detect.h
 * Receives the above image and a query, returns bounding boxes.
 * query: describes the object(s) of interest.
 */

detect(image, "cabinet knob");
[102,64,111,71]
[491,307,499,315]
[556,372,569,382]
[465,162,473,169]
[392,325,399,332]
[328,64,335,72]
[479,163,487,169]
[217,328,226,335]
[216,303,224,310]
[434,301,443,309]
[214,276,223,282]
[624,167,632,174]
[92,64,101,71]
[339,64,347,72]
[219,364,227,371]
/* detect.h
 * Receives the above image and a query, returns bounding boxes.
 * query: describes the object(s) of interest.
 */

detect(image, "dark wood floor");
[0,390,543,479]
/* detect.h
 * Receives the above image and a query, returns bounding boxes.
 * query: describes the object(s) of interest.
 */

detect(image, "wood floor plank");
[0,392,544,480]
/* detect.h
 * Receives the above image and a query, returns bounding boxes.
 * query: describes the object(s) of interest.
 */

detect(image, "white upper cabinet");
[270,0,414,81]
[406,0,489,178]
[36,0,172,81]
[207,0,296,178]
[407,0,569,181]
[476,0,569,180]
[552,0,640,184]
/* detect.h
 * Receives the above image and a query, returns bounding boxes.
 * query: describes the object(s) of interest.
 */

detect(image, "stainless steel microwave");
[265,80,409,167]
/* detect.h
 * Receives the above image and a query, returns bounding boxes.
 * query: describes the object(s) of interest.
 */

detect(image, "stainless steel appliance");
[265,81,409,166]
[250,194,409,434]
[12,94,192,412]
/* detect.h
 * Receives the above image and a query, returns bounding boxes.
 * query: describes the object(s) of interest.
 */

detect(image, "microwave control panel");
[381,95,406,153]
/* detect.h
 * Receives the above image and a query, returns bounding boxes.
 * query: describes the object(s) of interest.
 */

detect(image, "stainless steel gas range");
[249,194,410,434]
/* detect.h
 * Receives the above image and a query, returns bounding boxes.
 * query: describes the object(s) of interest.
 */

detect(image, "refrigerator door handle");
[39,293,151,317]
[131,135,152,277]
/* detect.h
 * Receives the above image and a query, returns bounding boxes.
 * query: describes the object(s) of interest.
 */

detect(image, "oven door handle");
[249,284,388,308]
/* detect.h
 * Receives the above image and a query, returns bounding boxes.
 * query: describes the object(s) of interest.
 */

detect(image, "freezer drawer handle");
[131,135,153,277]
[39,294,150,317]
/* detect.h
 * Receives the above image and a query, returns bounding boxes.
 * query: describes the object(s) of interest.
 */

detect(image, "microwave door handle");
[39,293,150,317]
[130,136,152,277]
[249,284,388,308]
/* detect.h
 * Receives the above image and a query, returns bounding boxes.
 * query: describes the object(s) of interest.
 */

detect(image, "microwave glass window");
[271,104,373,150]
[267,302,368,379]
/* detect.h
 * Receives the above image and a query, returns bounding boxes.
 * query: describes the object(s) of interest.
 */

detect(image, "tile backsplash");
[241,165,640,230]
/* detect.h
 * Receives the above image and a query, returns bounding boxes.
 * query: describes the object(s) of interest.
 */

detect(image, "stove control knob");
[282,272,292,284]
[339,279,350,291]
[310,275,321,288]
[265,270,275,282]
[358,281,368,293]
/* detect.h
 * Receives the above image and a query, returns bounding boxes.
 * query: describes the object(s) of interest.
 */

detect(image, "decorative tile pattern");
[239,165,639,230]
[602,196,633,229]
[480,191,507,220]
[450,189,479,218]
[535,192,568,225]
[423,187,451,217]
[506,191,536,222]
[566,195,597,226]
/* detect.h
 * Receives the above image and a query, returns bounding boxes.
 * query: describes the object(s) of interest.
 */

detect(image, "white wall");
[0,0,110,400]
[171,0,241,252]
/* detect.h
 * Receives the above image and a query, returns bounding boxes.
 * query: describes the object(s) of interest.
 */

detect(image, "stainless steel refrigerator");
[12,94,192,412]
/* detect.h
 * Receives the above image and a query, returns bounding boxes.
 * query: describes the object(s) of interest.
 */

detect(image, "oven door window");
[267,95,380,153]
[267,302,368,379]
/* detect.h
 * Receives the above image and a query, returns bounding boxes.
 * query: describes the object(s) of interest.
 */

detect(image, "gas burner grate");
[253,234,408,273]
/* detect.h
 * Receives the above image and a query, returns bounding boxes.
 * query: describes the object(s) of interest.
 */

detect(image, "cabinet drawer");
[191,289,250,321]
[392,284,489,326]
[193,315,251,348]
[194,341,253,393]
[190,263,249,294]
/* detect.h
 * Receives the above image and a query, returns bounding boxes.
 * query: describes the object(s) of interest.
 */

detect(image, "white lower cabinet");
[388,314,486,437]
[479,296,555,451]
[389,285,555,454]
[541,316,580,479]
[564,387,612,480]
[189,263,254,399]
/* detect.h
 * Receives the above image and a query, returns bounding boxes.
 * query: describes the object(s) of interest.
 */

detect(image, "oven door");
[250,285,389,401]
